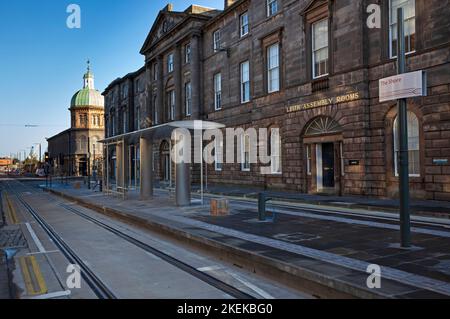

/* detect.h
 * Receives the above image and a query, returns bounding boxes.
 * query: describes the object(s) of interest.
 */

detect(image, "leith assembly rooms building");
[102,0,450,201]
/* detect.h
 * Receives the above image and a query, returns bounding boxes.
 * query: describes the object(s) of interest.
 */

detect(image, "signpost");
[396,9,411,248]
[378,8,428,248]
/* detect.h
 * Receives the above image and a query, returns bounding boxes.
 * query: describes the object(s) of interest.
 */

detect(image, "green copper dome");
[70,61,104,108]
[71,88,104,108]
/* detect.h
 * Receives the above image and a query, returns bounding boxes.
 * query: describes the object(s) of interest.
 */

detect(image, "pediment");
[301,0,328,16]
[140,11,186,54]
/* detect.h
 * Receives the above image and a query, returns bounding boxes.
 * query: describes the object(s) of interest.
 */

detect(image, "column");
[116,142,125,191]
[191,34,201,119]
[174,45,183,120]
[140,137,154,200]
[156,55,164,124]
[174,130,191,206]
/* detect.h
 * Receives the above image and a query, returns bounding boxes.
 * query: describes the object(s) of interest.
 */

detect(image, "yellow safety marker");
[18,256,48,296]
[4,193,19,225]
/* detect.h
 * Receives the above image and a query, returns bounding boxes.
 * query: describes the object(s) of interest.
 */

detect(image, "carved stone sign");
[286,92,360,113]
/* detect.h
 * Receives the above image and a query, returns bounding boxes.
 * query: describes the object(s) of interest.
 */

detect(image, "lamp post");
[396,7,411,248]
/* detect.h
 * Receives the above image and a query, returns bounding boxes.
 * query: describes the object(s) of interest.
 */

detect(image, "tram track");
[4,180,255,300]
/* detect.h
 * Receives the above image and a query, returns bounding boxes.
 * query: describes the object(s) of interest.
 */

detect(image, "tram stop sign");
[379,70,427,103]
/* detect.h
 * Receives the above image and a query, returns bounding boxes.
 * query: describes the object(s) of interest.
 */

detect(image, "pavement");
[43,182,450,299]
[189,184,450,218]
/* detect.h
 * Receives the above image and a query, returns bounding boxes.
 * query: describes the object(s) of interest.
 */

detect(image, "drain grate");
[0,227,27,249]
[273,232,321,243]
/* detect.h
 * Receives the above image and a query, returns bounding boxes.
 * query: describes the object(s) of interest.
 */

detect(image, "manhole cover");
[273,232,321,243]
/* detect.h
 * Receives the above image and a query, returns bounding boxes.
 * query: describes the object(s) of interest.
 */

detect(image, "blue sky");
[0,0,223,158]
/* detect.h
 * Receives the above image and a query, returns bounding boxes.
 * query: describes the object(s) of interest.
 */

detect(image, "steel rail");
[4,181,117,299]
[8,180,254,299]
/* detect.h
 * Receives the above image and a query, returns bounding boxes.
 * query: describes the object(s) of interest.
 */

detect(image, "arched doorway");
[160,140,170,183]
[303,116,343,195]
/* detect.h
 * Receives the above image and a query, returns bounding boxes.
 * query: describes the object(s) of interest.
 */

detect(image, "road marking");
[25,222,46,253]
[5,193,19,224]
[197,265,223,272]
[24,290,71,299]
[18,256,48,296]
[27,250,59,256]
[226,272,275,299]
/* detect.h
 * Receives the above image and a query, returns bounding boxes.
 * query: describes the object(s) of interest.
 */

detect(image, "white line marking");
[26,250,59,256]
[227,272,275,299]
[24,290,72,299]
[197,265,223,272]
[25,222,46,253]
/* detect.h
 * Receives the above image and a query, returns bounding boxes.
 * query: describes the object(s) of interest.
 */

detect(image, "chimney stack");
[163,3,174,12]
[224,0,237,9]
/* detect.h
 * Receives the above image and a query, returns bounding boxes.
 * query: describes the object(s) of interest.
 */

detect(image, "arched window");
[305,116,342,136]
[393,111,420,177]
[79,136,87,153]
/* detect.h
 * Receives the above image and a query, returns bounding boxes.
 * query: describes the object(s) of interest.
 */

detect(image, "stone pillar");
[156,55,164,124]
[191,35,201,119]
[174,45,183,120]
[140,137,154,200]
[116,142,125,190]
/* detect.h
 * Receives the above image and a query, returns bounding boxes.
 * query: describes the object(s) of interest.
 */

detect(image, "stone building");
[103,0,450,201]
[47,63,104,176]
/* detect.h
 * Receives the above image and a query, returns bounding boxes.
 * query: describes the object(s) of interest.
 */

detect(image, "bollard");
[99,180,103,192]
[258,192,274,221]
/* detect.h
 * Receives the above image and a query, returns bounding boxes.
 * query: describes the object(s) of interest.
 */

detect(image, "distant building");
[47,62,104,176]
[0,158,12,169]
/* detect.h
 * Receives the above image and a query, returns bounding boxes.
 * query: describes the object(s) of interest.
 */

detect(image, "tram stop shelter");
[99,120,225,206]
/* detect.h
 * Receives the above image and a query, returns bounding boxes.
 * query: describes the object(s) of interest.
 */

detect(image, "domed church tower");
[70,60,104,129]
[48,61,105,177]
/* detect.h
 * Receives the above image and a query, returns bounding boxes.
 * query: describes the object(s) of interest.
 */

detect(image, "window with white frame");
[312,19,329,79]
[167,53,174,73]
[214,73,222,110]
[240,12,249,37]
[185,82,192,116]
[267,43,280,93]
[167,90,175,121]
[122,109,127,133]
[185,44,191,64]
[135,106,140,130]
[270,128,282,174]
[267,0,278,17]
[240,61,250,103]
[241,134,251,171]
[153,95,158,125]
[393,111,420,177]
[135,79,140,94]
[213,30,221,52]
[389,0,416,58]
[111,113,115,136]
[214,138,223,171]
[306,144,312,175]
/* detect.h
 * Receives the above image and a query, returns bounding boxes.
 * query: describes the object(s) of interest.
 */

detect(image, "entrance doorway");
[160,140,171,183]
[317,143,335,189]
[303,116,343,195]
